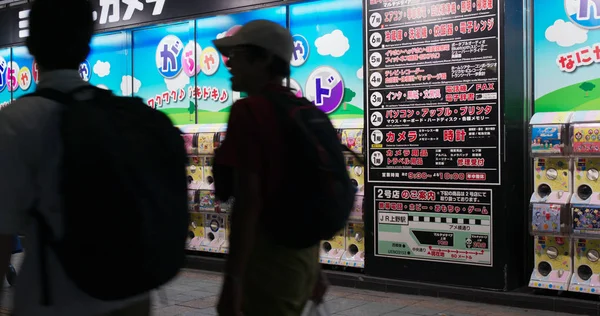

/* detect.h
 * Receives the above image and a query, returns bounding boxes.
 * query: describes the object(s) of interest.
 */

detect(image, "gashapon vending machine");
[568,111,600,294]
[318,119,365,269]
[528,112,574,291]
[181,124,231,254]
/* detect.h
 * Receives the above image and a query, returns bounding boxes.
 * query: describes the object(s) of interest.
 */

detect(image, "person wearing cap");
[213,20,324,316]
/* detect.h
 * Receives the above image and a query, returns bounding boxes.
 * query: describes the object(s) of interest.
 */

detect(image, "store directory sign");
[365,0,501,266]
[366,0,501,186]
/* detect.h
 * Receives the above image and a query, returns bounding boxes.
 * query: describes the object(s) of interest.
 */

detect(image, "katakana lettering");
[122,0,144,21]
[99,0,120,24]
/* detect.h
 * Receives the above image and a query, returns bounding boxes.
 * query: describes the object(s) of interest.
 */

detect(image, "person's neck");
[39,68,78,76]
[246,78,284,96]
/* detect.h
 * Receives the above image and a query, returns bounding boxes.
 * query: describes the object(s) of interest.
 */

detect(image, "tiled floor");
[0,253,583,316]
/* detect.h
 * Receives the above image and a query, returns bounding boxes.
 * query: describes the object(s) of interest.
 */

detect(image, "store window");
[132,21,196,126]
[289,0,364,119]
[86,31,132,94]
[194,6,287,124]
[9,46,36,100]
[0,48,11,109]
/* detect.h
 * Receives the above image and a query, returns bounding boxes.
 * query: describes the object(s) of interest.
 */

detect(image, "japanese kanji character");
[443,129,454,141]
[456,129,466,142]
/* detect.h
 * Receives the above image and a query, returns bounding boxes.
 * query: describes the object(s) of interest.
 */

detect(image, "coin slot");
[537,261,552,277]
[578,265,594,281]
[322,242,332,253]
[578,184,593,201]
[348,244,359,256]
[538,184,552,198]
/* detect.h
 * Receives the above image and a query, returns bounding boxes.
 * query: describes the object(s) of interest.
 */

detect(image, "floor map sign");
[365,0,501,185]
[374,186,492,266]
[365,0,500,266]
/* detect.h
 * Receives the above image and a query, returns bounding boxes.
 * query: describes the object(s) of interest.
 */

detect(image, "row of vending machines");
[180,119,366,269]
[529,110,600,294]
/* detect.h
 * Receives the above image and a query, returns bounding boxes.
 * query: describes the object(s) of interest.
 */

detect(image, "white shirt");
[0,70,148,316]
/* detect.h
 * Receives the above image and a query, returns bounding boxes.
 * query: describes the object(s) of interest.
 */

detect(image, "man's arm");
[224,169,262,282]
[0,112,36,287]
[0,235,12,285]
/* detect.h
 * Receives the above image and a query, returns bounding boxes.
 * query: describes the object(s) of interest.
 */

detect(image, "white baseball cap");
[213,19,293,64]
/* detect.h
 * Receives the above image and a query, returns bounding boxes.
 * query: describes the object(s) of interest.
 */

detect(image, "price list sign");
[365,0,501,185]
[374,185,492,266]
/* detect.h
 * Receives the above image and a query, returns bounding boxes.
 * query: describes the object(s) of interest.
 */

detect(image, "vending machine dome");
[569,111,600,205]
[529,112,574,204]
[529,203,571,236]
[529,112,574,157]
[570,111,600,156]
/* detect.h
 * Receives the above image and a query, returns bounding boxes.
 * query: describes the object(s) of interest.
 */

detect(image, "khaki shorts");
[242,234,320,316]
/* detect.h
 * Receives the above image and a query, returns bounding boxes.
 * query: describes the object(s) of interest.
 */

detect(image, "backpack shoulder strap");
[19,86,105,105]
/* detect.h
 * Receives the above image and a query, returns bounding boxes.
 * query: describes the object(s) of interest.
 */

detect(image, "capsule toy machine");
[568,111,600,294]
[213,127,234,254]
[187,212,206,251]
[319,230,346,266]
[528,112,574,291]
[338,119,366,269]
[180,124,230,253]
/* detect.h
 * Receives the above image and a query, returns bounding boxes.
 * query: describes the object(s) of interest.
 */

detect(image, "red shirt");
[215,85,290,205]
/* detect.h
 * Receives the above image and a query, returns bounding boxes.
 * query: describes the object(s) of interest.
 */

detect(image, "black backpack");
[214,88,360,249]
[22,86,189,304]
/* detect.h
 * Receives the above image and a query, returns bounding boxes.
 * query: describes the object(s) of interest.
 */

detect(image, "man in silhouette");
[0,0,149,315]
[213,20,327,316]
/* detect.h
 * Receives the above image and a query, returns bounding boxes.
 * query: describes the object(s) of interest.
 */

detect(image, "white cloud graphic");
[96,84,109,90]
[165,72,190,91]
[357,67,363,80]
[216,31,227,39]
[315,30,350,58]
[545,19,588,47]
[565,0,579,16]
[93,60,111,78]
[121,76,141,96]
